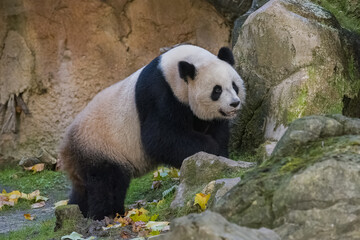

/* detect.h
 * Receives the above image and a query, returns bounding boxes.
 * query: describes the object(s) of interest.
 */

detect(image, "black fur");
[217,47,235,66]
[66,130,131,220]
[135,57,229,168]
[211,85,222,101]
[232,82,239,94]
[178,61,196,82]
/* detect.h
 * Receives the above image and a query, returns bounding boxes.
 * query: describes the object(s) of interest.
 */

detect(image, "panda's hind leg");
[85,160,131,220]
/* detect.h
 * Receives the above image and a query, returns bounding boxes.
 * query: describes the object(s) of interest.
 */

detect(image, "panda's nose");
[230,101,240,108]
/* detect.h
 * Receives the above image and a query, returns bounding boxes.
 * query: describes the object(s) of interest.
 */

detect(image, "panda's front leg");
[204,120,230,157]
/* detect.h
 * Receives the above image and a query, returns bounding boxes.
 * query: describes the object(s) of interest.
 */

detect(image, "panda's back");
[63,68,152,176]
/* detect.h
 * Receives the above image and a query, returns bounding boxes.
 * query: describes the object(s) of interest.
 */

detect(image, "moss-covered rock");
[230,0,360,153]
[170,152,255,210]
[213,115,360,239]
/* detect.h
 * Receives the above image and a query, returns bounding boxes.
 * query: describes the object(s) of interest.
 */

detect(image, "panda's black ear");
[217,47,235,66]
[178,61,196,83]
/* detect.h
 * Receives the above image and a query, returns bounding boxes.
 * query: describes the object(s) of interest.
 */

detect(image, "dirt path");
[0,184,70,234]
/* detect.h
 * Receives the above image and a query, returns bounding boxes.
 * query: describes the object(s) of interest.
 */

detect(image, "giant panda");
[59,44,246,220]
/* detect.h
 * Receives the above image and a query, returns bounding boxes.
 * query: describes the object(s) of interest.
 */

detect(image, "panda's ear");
[217,47,235,66]
[178,61,196,83]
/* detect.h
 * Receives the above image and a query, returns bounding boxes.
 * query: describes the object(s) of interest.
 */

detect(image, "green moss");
[287,87,308,124]
[312,0,360,34]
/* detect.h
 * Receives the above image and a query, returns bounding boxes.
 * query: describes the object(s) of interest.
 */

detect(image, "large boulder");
[0,0,231,164]
[171,152,254,209]
[230,0,360,153]
[154,211,280,240]
[213,115,360,239]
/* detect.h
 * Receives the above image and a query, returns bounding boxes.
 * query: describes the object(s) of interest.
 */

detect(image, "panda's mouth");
[219,109,238,118]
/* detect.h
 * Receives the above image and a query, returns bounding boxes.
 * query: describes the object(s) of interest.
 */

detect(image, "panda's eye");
[211,85,222,101]
[232,82,239,94]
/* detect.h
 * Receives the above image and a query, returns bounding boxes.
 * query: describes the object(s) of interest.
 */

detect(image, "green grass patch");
[0,218,61,240]
[0,166,69,196]
[125,170,179,207]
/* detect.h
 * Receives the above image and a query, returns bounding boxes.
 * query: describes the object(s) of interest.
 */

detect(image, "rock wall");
[0,0,232,164]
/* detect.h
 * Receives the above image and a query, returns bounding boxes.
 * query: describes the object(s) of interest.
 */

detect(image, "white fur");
[160,45,246,120]
[69,68,152,176]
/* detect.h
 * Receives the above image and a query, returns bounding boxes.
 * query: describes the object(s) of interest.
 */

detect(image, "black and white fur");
[59,45,245,220]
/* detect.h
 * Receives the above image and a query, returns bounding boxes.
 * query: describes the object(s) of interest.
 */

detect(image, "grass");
[0,218,61,240]
[125,169,179,207]
[0,166,69,196]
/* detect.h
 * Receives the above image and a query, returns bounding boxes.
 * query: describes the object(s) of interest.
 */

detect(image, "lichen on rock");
[213,115,360,239]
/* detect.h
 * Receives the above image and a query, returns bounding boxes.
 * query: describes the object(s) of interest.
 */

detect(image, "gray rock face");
[154,211,280,240]
[171,152,255,209]
[230,0,360,153]
[213,115,360,240]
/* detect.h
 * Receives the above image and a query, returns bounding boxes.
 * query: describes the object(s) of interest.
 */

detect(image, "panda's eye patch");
[232,82,239,94]
[211,85,222,101]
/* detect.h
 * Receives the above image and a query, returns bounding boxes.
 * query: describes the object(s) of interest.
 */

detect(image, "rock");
[201,177,241,208]
[213,115,360,239]
[54,204,84,232]
[271,115,344,158]
[153,211,280,240]
[171,152,255,209]
[206,0,253,21]
[230,0,360,153]
[0,0,231,164]
[18,148,57,169]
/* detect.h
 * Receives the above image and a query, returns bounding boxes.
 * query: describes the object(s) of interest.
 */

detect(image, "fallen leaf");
[151,180,162,190]
[54,199,69,208]
[132,221,146,233]
[162,185,177,198]
[26,190,40,200]
[194,193,211,211]
[24,213,35,220]
[120,231,130,239]
[145,221,170,232]
[126,208,150,222]
[35,195,49,202]
[0,195,14,209]
[150,214,159,221]
[31,201,46,209]
[7,190,22,203]
[114,214,132,226]
[60,232,96,240]
[24,163,45,173]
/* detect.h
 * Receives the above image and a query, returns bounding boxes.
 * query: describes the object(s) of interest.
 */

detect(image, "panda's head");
[177,47,246,120]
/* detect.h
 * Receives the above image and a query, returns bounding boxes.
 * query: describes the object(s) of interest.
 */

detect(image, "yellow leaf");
[31,201,46,209]
[150,214,159,221]
[24,163,45,173]
[126,208,150,222]
[54,199,69,208]
[194,193,211,211]
[25,190,40,200]
[8,191,22,203]
[24,213,35,220]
